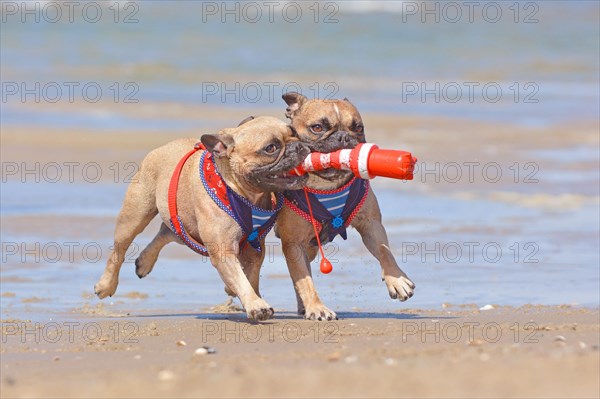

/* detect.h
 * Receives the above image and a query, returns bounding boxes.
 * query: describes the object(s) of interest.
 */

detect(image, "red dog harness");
[168,143,282,256]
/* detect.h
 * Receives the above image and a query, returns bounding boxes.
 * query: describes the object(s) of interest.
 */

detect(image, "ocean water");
[1,1,599,128]
[1,179,598,320]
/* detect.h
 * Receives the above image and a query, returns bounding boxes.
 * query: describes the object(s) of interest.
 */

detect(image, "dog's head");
[200,116,309,192]
[282,92,365,181]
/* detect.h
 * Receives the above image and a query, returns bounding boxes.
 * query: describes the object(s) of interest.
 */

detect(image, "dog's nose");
[337,131,352,145]
[289,141,311,158]
[334,131,360,148]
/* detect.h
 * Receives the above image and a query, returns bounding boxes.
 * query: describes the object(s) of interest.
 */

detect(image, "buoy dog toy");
[290,143,417,180]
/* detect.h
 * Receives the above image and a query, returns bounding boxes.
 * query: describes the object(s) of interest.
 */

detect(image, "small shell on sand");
[176,340,187,347]
[194,346,210,356]
[194,348,208,356]
[193,346,216,356]
[554,335,566,342]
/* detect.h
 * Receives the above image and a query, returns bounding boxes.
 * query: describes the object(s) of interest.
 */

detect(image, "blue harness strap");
[225,188,282,251]
[283,177,370,243]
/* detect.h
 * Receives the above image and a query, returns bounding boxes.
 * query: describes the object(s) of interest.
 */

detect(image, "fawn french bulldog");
[275,93,415,321]
[94,116,309,321]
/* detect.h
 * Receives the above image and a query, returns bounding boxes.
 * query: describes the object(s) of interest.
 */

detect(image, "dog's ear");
[237,115,255,126]
[282,92,308,119]
[201,133,235,158]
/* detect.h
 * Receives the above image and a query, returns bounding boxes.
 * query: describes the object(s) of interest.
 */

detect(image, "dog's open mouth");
[254,169,307,191]
[265,166,308,182]
[267,173,306,185]
[267,171,294,179]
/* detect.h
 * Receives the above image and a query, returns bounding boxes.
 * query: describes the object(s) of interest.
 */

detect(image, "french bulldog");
[94,116,309,321]
[275,93,415,321]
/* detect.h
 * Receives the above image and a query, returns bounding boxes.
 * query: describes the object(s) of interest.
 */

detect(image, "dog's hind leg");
[94,180,157,299]
[135,223,177,278]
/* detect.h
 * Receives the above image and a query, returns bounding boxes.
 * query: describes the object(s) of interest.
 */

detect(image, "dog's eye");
[310,124,324,134]
[355,125,364,134]
[264,144,279,154]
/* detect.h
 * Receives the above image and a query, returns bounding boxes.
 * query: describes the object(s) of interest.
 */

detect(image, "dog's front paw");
[94,276,118,299]
[304,302,338,321]
[244,298,274,321]
[384,275,415,301]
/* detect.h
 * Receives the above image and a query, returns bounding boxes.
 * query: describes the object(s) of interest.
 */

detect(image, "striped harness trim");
[283,177,370,243]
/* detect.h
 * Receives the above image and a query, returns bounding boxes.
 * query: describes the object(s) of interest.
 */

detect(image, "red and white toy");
[290,143,417,180]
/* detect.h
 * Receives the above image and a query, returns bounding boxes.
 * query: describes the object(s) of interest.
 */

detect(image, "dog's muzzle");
[248,141,310,191]
[306,130,362,153]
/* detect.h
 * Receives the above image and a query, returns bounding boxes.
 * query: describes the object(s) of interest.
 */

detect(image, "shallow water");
[1,179,598,321]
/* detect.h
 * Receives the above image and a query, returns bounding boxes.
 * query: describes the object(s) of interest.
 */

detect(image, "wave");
[336,1,407,14]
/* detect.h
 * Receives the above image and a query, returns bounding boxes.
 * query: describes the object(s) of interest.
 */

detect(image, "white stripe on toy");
[321,153,331,168]
[339,149,352,169]
[357,143,376,179]
[303,155,314,171]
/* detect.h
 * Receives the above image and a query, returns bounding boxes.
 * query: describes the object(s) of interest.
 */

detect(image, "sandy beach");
[1,306,599,398]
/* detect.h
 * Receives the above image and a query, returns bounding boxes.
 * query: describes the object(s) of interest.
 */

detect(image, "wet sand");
[1,306,599,398]
[3,100,599,197]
